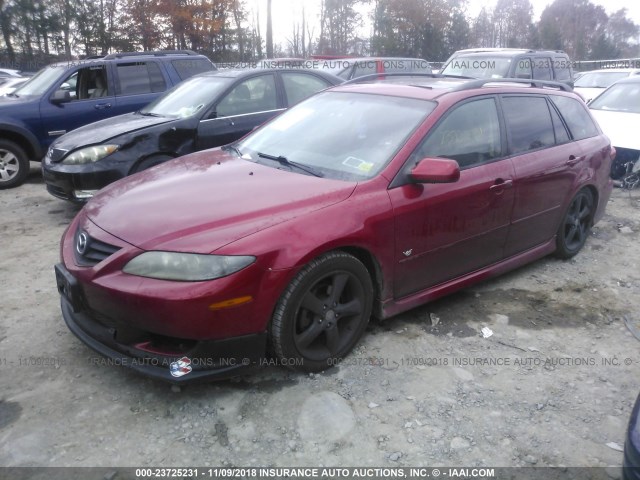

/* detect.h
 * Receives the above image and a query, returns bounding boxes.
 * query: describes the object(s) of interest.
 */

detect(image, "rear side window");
[116,61,167,95]
[553,57,572,82]
[171,58,215,80]
[502,96,555,154]
[353,61,377,78]
[281,72,331,106]
[532,57,552,80]
[551,96,599,140]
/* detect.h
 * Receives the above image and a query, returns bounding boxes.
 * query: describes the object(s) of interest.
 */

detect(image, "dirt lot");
[1,165,640,471]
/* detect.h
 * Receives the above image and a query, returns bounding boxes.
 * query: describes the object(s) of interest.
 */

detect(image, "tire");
[131,155,173,174]
[269,251,374,372]
[555,188,594,259]
[0,140,30,189]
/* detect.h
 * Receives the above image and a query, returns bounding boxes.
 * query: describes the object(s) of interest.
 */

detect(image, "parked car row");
[42,68,343,202]
[0,49,635,474]
[0,50,216,188]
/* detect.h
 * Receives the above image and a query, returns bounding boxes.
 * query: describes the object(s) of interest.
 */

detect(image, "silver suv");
[441,48,574,86]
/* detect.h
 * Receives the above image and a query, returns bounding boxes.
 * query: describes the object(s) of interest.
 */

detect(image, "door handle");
[566,155,583,166]
[489,179,513,191]
[94,103,112,110]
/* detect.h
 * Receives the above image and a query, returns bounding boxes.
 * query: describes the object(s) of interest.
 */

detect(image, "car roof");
[329,76,575,101]
[578,68,640,74]
[451,50,567,58]
[195,67,343,82]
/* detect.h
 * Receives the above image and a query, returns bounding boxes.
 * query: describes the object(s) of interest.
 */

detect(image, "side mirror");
[410,157,460,184]
[51,90,71,104]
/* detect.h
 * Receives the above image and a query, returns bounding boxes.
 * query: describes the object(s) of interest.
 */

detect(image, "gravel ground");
[1,165,640,472]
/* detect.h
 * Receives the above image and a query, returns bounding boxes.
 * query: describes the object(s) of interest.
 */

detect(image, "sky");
[250,0,640,48]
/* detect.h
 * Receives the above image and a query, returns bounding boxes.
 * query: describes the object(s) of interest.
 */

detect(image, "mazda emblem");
[76,232,88,255]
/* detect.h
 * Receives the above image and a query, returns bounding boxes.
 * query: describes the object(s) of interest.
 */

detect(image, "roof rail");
[103,50,198,60]
[83,55,105,60]
[448,78,573,92]
[342,72,475,85]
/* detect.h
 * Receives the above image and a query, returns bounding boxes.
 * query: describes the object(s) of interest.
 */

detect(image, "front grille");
[48,148,69,163]
[74,229,121,266]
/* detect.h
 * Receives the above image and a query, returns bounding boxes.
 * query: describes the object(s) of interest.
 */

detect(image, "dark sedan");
[42,68,342,202]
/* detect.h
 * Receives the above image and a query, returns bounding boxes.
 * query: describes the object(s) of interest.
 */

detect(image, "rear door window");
[171,58,215,80]
[115,61,167,95]
[281,72,332,106]
[502,96,555,154]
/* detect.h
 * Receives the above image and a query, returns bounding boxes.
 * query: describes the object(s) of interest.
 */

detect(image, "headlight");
[62,144,119,165]
[123,252,256,281]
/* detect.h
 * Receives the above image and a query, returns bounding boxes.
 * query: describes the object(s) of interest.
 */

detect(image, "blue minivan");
[0,50,215,188]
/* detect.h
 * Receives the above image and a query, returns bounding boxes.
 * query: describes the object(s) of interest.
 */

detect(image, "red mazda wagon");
[56,76,614,382]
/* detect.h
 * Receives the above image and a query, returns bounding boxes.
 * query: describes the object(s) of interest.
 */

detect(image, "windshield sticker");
[343,156,374,172]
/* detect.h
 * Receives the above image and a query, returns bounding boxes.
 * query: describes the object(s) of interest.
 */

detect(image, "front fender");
[0,117,44,159]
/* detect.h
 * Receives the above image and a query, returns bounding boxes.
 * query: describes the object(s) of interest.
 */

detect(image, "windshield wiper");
[221,144,243,157]
[257,152,323,177]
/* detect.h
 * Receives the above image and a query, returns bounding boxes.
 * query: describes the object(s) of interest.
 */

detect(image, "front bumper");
[60,291,267,384]
[42,156,128,203]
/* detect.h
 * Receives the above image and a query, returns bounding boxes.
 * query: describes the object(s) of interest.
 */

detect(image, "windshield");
[237,91,435,181]
[12,66,65,96]
[441,56,512,78]
[141,76,230,118]
[589,81,640,113]
[575,72,630,88]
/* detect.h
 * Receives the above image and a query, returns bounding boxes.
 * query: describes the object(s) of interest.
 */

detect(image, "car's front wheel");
[555,188,594,259]
[0,140,30,189]
[269,251,373,372]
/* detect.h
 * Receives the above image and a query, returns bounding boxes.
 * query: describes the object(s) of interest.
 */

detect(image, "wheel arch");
[129,152,177,174]
[0,124,42,160]
[335,246,384,319]
[583,184,599,226]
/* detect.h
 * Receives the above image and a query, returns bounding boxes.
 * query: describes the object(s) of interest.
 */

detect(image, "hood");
[0,94,37,107]
[53,112,175,150]
[590,109,640,151]
[574,87,604,103]
[84,149,357,253]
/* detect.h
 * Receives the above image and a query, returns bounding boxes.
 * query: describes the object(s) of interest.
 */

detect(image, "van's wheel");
[269,252,373,372]
[0,140,30,189]
[132,155,173,174]
[555,188,594,259]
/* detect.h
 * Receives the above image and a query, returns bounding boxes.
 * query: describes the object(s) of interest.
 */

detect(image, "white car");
[0,77,29,96]
[589,76,640,180]
[574,68,640,103]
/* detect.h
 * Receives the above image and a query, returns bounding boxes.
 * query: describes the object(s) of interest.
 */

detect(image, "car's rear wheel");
[269,251,373,372]
[555,188,594,259]
[0,140,29,189]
